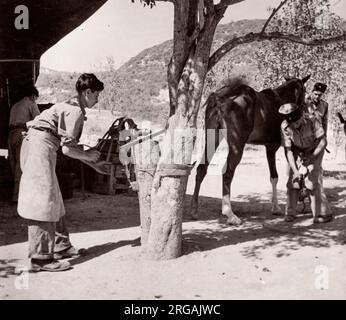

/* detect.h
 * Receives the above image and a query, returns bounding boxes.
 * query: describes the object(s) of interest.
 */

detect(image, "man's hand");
[299,165,308,176]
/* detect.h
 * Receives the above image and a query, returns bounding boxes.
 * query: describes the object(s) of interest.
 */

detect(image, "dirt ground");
[0,146,345,300]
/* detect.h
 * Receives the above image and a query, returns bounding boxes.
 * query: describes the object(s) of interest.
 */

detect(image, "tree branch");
[215,0,245,11]
[208,31,346,71]
[203,0,215,15]
[261,0,289,34]
[198,0,206,30]
[167,0,199,116]
[131,0,174,6]
[141,0,173,2]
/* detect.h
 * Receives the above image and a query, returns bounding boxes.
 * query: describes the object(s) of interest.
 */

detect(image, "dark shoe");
[54,246,86,260]
[30,259,71,272]
[284,215,296,222]
[313,215,333,224]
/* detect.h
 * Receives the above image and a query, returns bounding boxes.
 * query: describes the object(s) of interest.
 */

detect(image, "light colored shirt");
[27,98,86,147]
[9,97,40,127]
[281,115,325,152]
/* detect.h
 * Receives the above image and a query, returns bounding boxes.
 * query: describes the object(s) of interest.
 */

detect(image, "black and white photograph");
[0,0,346,302]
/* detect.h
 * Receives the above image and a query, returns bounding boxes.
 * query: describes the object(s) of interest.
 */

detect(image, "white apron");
[17,129,65,222]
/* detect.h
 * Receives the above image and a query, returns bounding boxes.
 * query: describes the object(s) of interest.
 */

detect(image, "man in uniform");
[304,82,330,214]
[8,85,40,202]
[304,82,328,133]
[279,103,332,223]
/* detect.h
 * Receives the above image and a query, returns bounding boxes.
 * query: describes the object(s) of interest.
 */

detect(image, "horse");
[190,75,311,225]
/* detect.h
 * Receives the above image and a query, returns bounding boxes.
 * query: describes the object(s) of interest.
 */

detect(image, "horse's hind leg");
[265,144,282,214]
[190,127,221,219]
[222,139,247,226]
[190,164,208,219]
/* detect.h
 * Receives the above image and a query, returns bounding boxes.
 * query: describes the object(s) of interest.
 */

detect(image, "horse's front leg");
[265,144,282,214]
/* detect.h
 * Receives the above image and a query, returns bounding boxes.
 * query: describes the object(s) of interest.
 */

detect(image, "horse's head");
[276,75,311,107]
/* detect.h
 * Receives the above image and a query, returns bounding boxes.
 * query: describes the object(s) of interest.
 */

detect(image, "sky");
[40,0,346,72]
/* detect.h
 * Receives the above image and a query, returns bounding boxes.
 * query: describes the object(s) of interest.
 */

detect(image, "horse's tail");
[200,78,250,167]
[204,92,221,128]
[222,77,248,91]
[205,77,248,128]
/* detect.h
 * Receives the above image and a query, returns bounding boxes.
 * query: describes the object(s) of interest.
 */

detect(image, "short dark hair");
[22,84,39,98]
[75,73,104,93]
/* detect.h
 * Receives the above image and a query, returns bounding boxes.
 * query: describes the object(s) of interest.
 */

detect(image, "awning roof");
[0,0,107,59]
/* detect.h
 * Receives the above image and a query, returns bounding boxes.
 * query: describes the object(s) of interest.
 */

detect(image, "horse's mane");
[260,88,276,97]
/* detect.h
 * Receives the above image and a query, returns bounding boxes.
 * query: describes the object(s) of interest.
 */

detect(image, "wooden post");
[133,139,160,249]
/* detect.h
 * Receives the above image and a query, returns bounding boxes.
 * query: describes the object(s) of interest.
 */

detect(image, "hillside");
[36,19,267,125]
[36,18,346,127]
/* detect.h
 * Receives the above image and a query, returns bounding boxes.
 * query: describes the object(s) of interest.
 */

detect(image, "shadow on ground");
[0,192,141,245]
[1,179,345,262]
[0,259,21,279]
[323,169,346,180]
[69,237,140,266]
[182,186,346,259]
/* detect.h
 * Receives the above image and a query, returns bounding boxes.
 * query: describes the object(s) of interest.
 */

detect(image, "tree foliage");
[131,0,156,8]
[255,0,346,140]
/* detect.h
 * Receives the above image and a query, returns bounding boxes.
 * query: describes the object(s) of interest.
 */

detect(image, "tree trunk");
[146,173,189,259]
[144,0,221,260]
[136,167,156,247]
[144,99,199,261]
[145,125,194,260]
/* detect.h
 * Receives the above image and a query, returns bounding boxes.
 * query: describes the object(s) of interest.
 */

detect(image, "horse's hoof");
[190,212,198,220]
[226,215,242,226]
[271,205,283,216]
[189,205,199,220]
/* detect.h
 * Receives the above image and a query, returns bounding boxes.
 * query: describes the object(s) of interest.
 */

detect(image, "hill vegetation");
[36,19,346,139]
[36,20,269,123]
